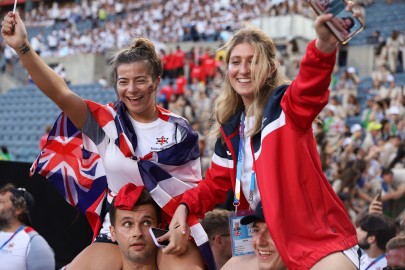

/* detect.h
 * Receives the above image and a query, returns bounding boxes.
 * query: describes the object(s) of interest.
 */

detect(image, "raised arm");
[1,12,87,129]
[281,13,340,130]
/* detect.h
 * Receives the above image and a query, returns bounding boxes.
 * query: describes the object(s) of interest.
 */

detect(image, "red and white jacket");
[181,40,358,269]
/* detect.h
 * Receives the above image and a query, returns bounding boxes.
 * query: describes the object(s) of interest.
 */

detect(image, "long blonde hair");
[212,25,290,138]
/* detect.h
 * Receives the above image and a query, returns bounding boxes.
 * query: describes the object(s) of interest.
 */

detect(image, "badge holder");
[228,209,255,257]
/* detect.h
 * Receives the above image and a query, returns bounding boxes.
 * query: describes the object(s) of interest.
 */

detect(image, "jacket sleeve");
[281,39,337,130]
[181,138,234,217]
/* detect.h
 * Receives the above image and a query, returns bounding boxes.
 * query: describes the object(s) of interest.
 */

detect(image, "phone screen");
[309,0,364,44]
[149,228,170,247]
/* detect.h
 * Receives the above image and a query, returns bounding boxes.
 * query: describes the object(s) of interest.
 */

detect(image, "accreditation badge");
[228,210,255,256]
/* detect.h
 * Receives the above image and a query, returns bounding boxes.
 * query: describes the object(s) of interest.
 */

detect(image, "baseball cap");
[386,74,395,82]
[240,202,264,225]
[114,183,144,210]
[347,67,356,73]
[367,121,382,132]
[11,188,35,226]
[388,106,400,115]
[350,123,362,134]
[326,105,337,114]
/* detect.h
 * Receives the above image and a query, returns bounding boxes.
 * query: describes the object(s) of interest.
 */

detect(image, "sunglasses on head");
[383,267,405,270]
[11,188,28,198]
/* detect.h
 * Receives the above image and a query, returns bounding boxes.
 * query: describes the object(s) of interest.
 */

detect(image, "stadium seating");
[350,0,405,46]
[0,84,116,162]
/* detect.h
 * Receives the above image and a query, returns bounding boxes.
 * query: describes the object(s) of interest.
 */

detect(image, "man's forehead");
[253,220,267,228]
[117,204,157,220]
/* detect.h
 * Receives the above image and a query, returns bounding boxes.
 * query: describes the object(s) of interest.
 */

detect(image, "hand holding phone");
[376,189,382,202]
[149,227,170,248]
[309,0,364,44]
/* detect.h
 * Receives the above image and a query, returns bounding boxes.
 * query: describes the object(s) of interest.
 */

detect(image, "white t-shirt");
[360,253,387,270]
[0,228,55,270]
[241,116,261,210]
[84,111,187,196]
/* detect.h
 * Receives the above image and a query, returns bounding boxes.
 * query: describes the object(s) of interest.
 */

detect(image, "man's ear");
[367,235,376,245]
[14,208,23,220]
[110,226,116,242]
[213,235,224,248]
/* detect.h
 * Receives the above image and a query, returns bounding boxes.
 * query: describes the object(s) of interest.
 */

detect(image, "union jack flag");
[30,112,108,235]
[31,100,216,269]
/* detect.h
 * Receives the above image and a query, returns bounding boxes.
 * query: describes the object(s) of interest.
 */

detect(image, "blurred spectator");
[379,135,402,168]
[350,123,364,147]
[174,45,186,78]
[0,184,55,269]
[175,70,187,95]
[361,98,375,129]
[285,37,300,79]
[200,209,232,269]
[370,168,405,216]
[385,236,405,268]
[159,81,175,106]
[335,67,360,106]
[168,94,195,123]
[357,213,396,270]
[344,94,361,118]
[372,65,392,87]
[322,104,346,146]
[0,146,11,161]
[387,106,401,136]
[386,30,403,73]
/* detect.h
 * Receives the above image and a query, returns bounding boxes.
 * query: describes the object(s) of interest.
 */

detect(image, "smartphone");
[308,0,364,44]
[149,227,170,248]
[376,189,382,202]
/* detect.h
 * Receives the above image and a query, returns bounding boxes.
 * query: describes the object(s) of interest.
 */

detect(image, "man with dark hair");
[0,184,55,270]
[109,183,161,270]
[222,202,287,270]
[109,183,204,270]
[357,213,397,270]
[385,235,405,269]
[200,209,232,269]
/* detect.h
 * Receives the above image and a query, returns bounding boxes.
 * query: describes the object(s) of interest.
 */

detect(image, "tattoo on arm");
[19,43,30,55]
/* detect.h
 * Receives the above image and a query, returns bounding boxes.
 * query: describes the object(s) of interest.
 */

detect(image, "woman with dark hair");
[2,12,208,270]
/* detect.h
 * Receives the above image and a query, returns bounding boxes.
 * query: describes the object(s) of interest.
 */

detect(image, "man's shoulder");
[221,254,257,270]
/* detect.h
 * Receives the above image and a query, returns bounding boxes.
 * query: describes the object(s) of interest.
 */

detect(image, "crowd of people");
[1,0,317,62]
[1,0,405,270]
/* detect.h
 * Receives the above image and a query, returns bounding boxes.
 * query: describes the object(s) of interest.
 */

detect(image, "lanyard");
[233,113,256,212]
[364,254,385,270]
[0,226,24,251]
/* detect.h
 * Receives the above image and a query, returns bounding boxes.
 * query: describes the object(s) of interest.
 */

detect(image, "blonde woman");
[163,3,361,270]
